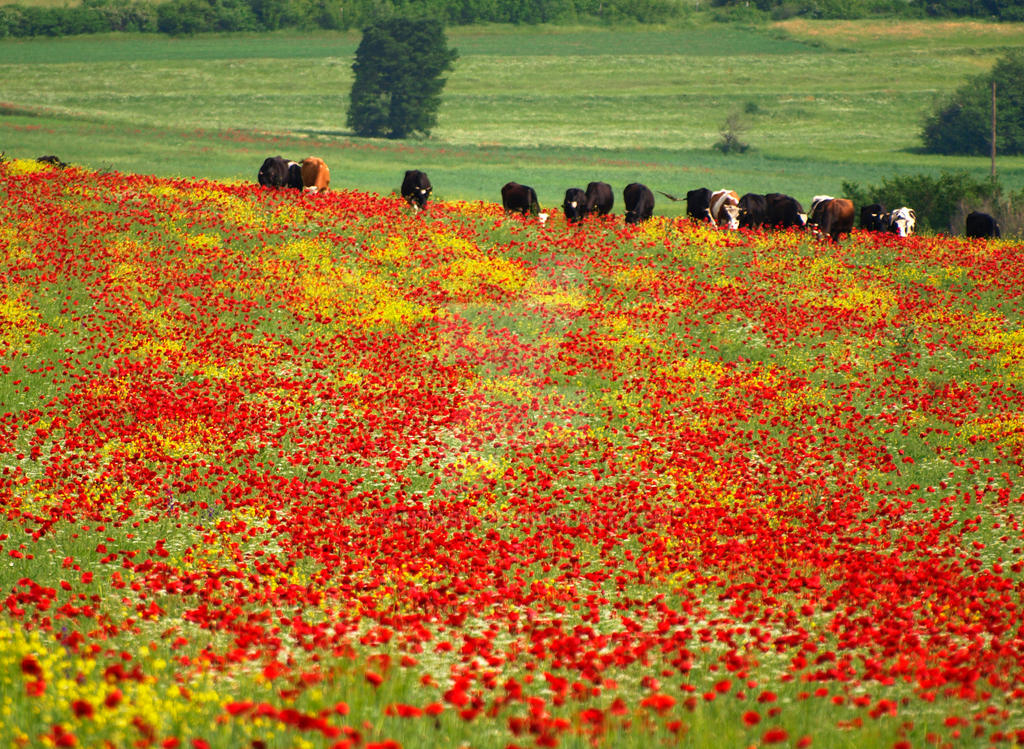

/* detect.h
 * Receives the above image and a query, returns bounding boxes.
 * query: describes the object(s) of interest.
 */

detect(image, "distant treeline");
[0,0,1020,37]
[709,0,1022,21]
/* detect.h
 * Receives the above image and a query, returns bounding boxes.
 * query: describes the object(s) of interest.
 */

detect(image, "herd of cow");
[256,155,1004,240]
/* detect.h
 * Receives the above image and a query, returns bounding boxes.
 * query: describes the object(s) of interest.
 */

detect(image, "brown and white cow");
[709,189,740,229]
[808,196,855,242]
[300,157,330,193]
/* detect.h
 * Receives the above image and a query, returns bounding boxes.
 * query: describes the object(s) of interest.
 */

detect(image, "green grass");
[1,21,1023,216]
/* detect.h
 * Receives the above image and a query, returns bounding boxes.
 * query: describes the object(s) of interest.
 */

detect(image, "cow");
[738,193,768,229]
[584,181,614,216]
[623,183,654,225]
[37,155,68,169]
[764,193,806,229]
[965,211,1001,238]
[401,169,432,211]
[300,157,330,193]
[563,187,587,223]
[808,197,855,242]
[258,156,302,189]
[884,206,916,237]
[861,203,887,232]
[286,162,303,189]
[501,181,542,217]
[685,187,714,223]
[709,189,740,229]
[737,192,804,230]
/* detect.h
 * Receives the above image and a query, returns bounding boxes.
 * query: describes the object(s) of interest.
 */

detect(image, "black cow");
[965,211,1000,239]
[563,187,587,223]
[623,183,654,225]
[738,193,768,229]
[764,193,806,229]
[37,155,69,169]
[861,203,887,232]
[401,170,432,211]
[584,181,614,216]
[501,182,541,216]
[685,187,714,223]
[258,156,302,189]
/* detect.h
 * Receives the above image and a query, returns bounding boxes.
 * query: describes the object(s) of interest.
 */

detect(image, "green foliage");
[910,0,1024,20]
[347,16,457,139]
[842,171,997,232]
[921,51,1024,156]
[0,0,1021,38]
[0,4,111,35]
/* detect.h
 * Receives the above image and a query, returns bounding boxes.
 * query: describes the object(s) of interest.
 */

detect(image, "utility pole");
[991,80,997,183]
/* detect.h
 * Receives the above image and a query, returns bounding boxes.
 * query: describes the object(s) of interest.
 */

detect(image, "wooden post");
[991,80,997,182]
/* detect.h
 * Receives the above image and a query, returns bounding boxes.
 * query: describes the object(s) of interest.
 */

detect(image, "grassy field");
[1,21,1023,216]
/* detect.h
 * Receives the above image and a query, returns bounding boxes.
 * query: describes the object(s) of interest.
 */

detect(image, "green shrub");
[842,171,998,233]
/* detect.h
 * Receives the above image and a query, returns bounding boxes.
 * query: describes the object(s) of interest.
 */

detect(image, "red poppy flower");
[763,727,789,744]
[640,693,675,714]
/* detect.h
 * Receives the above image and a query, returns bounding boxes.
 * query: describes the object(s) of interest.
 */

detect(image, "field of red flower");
[2,158,1024,748]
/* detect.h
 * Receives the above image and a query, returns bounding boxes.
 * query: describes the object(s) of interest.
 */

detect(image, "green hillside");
[1,21,1022,217]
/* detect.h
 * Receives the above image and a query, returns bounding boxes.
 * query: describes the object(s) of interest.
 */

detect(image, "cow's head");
[720,203,740,230]
[889,207,915,237]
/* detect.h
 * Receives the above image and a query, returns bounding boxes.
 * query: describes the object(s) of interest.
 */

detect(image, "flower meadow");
[2,158,1024,749]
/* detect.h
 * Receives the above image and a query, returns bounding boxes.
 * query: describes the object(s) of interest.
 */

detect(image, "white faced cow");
[709,189,740,229]
[401,170,432,211]
[886,207,916,237]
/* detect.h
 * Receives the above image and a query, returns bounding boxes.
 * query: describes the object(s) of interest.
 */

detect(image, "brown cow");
[301,157,330,193]
[709,189,740,229]
[808,196,855,242]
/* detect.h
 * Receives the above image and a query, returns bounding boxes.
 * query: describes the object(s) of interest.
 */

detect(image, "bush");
[842,171,998,233]
[911,0,1024,20]
[91,0,159,32]
[713,112,751,154]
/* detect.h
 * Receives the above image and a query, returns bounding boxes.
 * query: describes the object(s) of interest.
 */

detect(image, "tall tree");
[347,16,457,139]
[921,51,1024,156]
